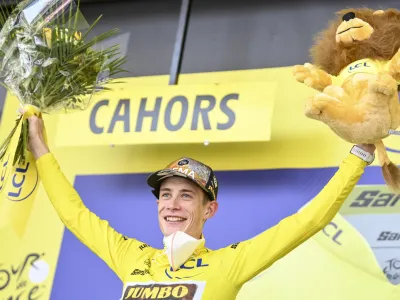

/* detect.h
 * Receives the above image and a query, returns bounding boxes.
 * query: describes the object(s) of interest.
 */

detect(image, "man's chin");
[161,224,185,236]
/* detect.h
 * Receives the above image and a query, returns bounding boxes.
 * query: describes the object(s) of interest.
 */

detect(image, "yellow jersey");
[332,58,400,85]
[36,152,366,300]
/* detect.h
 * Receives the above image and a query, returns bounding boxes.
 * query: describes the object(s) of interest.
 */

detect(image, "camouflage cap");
[147,157,218,201]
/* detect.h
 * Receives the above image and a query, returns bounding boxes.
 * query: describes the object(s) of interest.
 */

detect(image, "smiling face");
[157,176,218,239]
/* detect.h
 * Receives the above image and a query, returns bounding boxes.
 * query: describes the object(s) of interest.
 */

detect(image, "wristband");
[350,145,375,165]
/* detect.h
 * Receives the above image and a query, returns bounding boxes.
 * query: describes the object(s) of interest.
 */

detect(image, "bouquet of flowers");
[0,0,127,166]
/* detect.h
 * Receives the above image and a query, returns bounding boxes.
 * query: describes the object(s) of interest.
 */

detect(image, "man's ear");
[205,201,218,219]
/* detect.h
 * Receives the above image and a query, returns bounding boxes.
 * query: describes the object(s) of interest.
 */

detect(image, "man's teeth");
[165,217,186,222]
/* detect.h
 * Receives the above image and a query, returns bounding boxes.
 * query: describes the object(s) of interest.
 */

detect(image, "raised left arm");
[223,148,372,287]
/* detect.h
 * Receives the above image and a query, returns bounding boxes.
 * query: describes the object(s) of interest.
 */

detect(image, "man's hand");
[356,143,376,154]
[20,109,49,160]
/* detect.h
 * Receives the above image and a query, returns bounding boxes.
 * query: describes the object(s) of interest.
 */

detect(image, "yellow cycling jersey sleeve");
[36,153,141,281]
[223,153,367,286]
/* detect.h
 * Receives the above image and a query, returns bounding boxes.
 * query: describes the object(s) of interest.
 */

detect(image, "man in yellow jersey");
[25,110,375,300]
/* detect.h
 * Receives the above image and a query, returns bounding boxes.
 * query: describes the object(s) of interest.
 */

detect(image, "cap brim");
[147,169,212,200]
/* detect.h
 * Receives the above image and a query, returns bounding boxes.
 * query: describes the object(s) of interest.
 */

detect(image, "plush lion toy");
[293,8,400,192]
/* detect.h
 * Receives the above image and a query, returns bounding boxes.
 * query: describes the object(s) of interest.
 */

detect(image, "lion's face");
[335,11,377,44]
[310,8,400,75]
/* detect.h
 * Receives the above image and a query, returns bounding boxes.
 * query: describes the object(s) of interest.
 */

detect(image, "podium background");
[0,0,400,299]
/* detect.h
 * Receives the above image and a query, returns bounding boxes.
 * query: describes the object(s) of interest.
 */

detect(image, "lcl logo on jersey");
[165,258,209,279]
[347,61,371,73]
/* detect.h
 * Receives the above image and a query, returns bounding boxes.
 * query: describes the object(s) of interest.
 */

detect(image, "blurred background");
[0,0,400,299]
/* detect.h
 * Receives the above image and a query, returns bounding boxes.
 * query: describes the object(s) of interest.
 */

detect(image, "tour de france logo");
[0,252,50,298]
[0,154,39,202]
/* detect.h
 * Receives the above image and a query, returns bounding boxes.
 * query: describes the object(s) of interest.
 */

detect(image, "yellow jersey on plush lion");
[293,8,400,192]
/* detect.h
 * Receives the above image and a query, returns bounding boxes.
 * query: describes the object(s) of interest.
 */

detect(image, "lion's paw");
[293,63,332,91]
[304,98,323,119]
[369,73,397,96]
[293,63,316,83]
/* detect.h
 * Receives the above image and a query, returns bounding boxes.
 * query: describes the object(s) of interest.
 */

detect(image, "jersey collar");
[156,233,209,267]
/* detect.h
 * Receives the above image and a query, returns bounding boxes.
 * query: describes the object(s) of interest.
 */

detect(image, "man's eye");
[182,193,192,199]
[161,193,170,198]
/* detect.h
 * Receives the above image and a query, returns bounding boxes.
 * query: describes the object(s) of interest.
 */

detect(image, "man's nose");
[166,197,180,210]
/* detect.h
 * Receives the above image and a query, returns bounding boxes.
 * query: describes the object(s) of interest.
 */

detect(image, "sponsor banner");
[0,92,74,299]
[0,150,40,237]
[342,214,400,248]
[0,183,65,300]
[313,214,383,280]
[121,281,206,300]
[0,109,49,245]
[340,185,400,215]
[342,213,400,285]
[54,81,277,147]
[2,67,400,175]
[2,67,394,174]
[238,212,400,300]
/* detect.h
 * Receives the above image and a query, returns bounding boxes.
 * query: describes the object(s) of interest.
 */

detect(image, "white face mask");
[163,231,205,271]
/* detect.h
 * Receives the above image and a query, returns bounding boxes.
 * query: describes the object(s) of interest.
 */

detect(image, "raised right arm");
[25,109,142,281]
[36,152,139,280]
